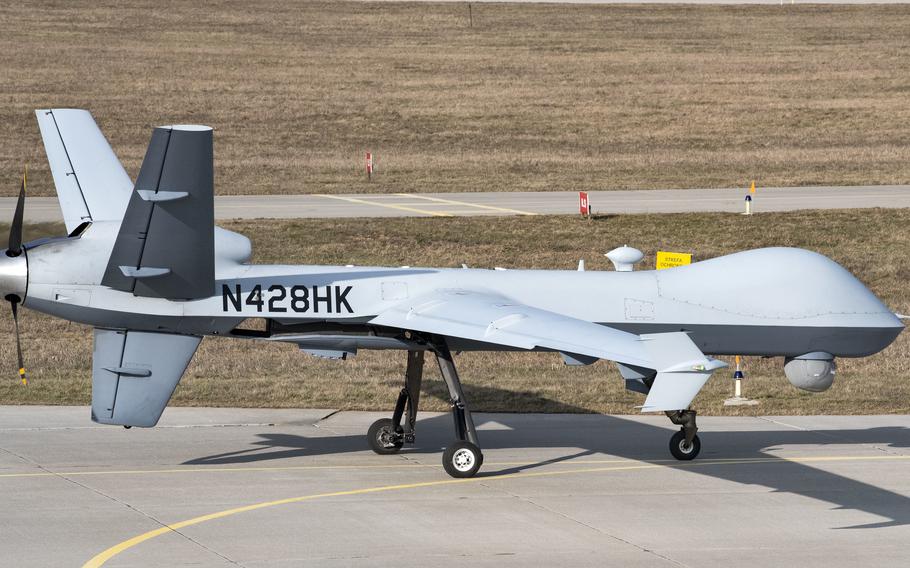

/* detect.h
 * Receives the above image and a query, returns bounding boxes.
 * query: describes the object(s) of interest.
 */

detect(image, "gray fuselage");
[18,221,904,359]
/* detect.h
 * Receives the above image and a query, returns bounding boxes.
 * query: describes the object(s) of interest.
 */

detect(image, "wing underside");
[370,289,726,411]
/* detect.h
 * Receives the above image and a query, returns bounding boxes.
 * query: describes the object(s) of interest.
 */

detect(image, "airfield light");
[724,355,758,407]
[743,181,756,215]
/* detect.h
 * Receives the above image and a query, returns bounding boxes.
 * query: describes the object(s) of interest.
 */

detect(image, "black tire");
[669,430,700,461]
[442,441,483,478]
[367,418,403,455]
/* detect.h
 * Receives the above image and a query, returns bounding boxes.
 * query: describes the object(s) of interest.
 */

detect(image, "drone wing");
[370,288,726,411]
[35,109,133,233]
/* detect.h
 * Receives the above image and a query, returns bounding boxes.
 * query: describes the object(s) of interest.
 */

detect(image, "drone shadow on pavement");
[184,383,910,529]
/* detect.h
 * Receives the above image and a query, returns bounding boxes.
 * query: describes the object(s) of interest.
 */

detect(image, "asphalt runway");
[1,407,909,567]
[3,185,910,223]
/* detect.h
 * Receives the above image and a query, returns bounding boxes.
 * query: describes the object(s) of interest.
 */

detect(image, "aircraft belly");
[281,322,898,359]
[604,322,902,358]
[23,296,242,335]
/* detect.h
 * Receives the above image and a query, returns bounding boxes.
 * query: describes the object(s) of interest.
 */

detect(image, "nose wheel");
[669,430,700,460]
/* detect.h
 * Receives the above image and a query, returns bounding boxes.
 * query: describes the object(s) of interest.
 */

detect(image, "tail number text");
[222,284,354,314]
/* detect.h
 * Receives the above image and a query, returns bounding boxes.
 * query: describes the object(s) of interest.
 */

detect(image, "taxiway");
[3,185,910,221]
[1,407,909,567]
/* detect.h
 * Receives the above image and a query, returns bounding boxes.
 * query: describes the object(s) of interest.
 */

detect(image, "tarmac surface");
[4,185,910,222]
[1,406,909,567]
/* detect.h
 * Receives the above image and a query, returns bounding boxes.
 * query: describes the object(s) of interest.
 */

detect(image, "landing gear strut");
[665,409,700,460]
[434,341,483,478]
[366,341,484,479]
[367,350,423,454]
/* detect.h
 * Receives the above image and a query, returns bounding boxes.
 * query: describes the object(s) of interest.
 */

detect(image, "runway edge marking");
[82,454,910,568]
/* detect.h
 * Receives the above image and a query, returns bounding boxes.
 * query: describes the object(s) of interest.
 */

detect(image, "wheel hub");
[452,448,475,472]
[378,427,396,447]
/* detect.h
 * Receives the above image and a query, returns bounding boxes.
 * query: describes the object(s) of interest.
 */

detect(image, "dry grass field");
[0,209,906,415]
[2,2,910,196]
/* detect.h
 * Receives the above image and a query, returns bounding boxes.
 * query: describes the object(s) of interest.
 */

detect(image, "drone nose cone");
[0,250,27,302]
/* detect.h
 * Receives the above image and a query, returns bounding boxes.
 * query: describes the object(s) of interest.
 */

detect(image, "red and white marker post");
[579,191,591,216]
[366,152,374,181]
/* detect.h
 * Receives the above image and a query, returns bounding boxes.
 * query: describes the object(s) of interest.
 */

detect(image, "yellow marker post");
[749,180,756,194]
[656,251,692,270]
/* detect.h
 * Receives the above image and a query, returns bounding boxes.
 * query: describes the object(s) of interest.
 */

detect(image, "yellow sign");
[656,251,692,270]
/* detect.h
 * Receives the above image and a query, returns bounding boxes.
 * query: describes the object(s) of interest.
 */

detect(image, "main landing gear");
[368,350,423,455]
[367,341,484,478]
[665,409,700,460]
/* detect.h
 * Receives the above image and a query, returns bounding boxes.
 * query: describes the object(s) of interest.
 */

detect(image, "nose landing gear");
[666,409,700,460]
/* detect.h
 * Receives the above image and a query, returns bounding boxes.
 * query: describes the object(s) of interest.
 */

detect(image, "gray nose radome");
[0,251,27,302]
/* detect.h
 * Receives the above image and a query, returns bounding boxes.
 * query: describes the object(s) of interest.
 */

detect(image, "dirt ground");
[2,2,910,196]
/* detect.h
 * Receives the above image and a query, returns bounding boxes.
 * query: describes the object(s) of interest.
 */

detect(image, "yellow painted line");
[0,458,665,479]
[0,463,435,479]
[398,193,539,216]
[82,454,910,567]
[9,453,910,480]
[315,194,453,217]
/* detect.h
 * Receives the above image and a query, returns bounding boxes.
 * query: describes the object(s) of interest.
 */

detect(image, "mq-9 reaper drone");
[0,110,903,478]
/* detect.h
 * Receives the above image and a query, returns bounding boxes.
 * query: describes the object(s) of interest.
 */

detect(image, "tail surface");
[35,109,133,232]
[100,124,215,300]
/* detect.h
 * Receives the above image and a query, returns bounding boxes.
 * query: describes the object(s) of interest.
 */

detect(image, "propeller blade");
[7,172,26,256]
[10,300,26,386]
